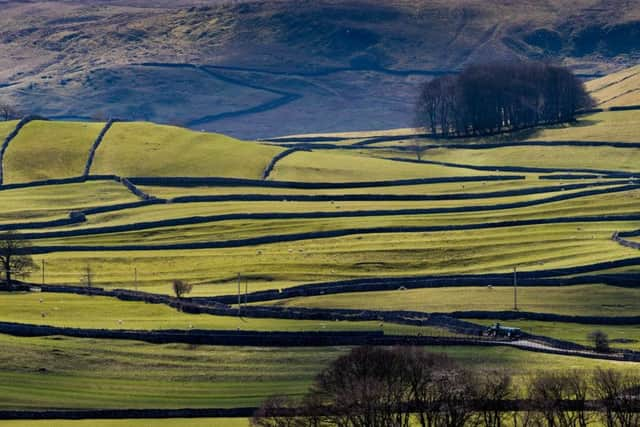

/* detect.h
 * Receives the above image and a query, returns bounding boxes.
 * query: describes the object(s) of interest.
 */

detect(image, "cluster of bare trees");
[0,102,20,121]
[415,62,594,137]
[253,346,640,427]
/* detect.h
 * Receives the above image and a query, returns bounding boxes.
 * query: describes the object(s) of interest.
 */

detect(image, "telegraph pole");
[513,266,518,311]
[237,273,241,316]
[41,259,45,286]
[134,267,138,291]
[244,278,248,307]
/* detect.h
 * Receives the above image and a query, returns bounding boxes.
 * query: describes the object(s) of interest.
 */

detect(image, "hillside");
[1,0,640,138]
[0,120,283,184]
[587,64,640,107]
[1,112,639,416]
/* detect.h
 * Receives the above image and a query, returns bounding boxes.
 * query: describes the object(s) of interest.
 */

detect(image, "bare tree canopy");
[172,279,193,299]
[253,347,640,427]
[415,61,594,137]
[0,233,36,286]
[0,102,20,121]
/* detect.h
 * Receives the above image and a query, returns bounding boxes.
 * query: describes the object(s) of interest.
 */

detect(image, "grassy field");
[3,121,104,184]
[268,149,507,182]
[28,221,639,292]
[44,184,621,230]
[0,334,632,410]
[260,284,640,317]
[2,113,640,418]
[91,122,282,179]
[30,188,640,249]
[0,291,446,336]
[524,111,640,143]
[420,144,640,172]
[0,119,18,141]
[586,65,640,108]
[0,181,139,224]
[137,177,605,199]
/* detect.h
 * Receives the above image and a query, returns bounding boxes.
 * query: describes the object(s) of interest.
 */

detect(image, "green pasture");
[586,67,640,108]
[137,177,609,199]
[31,188,640,249]
[521,111,640,144]
[0,119,18,140]
[3,121,104,184]
[0,291,445,335]
[0,334,632,410]
[29,221,639,292]
[0,180,139,224]
[47,184,620,231]
[91,122,282,179]
[419,145,640,173]
[262,284,640,317]
[268,149,510,182]
[371,111,640,149]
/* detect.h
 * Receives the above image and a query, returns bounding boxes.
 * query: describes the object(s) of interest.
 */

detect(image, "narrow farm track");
[0,320,631,361]
[5,183,637,235]
[4,283,639,361]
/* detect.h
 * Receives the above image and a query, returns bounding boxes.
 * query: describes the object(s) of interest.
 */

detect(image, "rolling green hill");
[1,111,639,415]
[92,122,282,179]
[586,65,640,108]
[3,121,103,184]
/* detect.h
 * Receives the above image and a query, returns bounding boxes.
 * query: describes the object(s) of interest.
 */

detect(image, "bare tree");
[251,395,304,427]
[314,346,412,427]
[528,370,591,427]
[588,330,611,353]
[476,369,513,427]
[0,102,20,121]
[0,233,36,286]
[172,279,193,299]
[593,368,640,427]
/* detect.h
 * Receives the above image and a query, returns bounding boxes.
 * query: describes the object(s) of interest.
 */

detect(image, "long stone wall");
[83,119,118,176]
[613,231,640,250]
